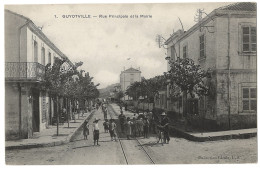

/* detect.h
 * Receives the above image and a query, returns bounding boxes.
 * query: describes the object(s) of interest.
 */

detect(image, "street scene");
[4,2,257,165]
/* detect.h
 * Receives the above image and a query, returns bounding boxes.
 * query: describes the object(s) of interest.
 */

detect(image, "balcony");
[5,62,45,82]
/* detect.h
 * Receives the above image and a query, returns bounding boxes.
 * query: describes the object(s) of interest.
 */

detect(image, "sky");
[5,2,232,89]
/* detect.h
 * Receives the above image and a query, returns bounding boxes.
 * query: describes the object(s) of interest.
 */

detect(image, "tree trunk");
[56,95,59,136]
[67,97,69,128]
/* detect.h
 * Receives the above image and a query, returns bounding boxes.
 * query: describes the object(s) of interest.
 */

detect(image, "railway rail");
[107,104,155,165]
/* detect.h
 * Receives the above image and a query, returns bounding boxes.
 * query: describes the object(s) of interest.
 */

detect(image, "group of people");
[82,103,170,146]
[82,117,117,146]
[118,109,170,143]
[82,103,118,146]
[118,110,155,140]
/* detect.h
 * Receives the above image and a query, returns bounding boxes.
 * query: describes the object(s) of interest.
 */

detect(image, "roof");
[123,67,141,72]
[5,9,74,67]
[165,2,256,45]
[217,2,256,11]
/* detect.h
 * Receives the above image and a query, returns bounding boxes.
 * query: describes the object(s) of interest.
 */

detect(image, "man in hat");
[160,112,170,144]
[118,110,126,133]
[92,117,101,146]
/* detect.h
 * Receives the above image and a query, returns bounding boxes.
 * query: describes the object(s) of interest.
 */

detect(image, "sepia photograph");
[3,1,258,165]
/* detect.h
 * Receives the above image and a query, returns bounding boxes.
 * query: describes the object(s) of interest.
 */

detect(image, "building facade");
[159,2,256,130]
[120,67,141,100]
[5,10,73,140]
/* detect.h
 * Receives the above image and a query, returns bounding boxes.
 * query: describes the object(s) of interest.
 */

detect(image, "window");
[183,46,187,58]
[41,47,45,65]
[130,74,134,83]
[199,35,205,58]
[34,41,38,62]
[242,87,257,111]
[242,26,256,52]
[48,52,51,64]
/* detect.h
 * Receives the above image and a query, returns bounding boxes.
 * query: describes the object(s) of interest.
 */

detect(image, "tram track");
[107,104,155,165]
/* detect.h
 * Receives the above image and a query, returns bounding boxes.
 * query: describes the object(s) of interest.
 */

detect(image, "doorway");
[32,89,40,132]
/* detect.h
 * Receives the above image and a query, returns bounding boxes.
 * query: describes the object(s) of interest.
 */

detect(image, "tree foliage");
[125,75,167,102]
[43,57,99,100]
[166,57,209,98]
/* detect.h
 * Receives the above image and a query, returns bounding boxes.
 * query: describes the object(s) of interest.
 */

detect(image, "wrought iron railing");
[5,62,45,81]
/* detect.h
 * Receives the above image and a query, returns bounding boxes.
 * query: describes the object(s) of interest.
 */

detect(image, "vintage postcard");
[4,2,257,165]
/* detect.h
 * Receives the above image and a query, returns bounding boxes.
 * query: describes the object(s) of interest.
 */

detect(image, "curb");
[170,126,257,142]
[69,110,95,142]
[109,104,257,142]
[5,110,96,150]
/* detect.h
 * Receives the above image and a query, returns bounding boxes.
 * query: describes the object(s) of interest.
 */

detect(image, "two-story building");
[120,67,141,100]
[5,10,74,140]
[161,2,256,130]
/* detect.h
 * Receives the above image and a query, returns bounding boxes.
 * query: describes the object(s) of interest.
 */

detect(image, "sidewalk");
[5,110,95,150]
[110,103,257,142]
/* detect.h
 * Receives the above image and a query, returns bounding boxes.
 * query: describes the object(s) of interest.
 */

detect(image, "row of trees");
[41,57,99,135]
[125,75,167,103]
[125,57,210,105]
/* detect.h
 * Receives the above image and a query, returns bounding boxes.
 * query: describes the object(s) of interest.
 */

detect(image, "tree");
[142,75,167,102]
[166,57,209,98]
[44,57,74,135]
[115,91,124,102]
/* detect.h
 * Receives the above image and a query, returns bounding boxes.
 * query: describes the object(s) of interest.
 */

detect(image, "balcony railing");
[5,62,45,81]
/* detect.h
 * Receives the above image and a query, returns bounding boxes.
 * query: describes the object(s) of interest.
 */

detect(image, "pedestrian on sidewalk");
[118,110,126,133]
[160,112,170,144]
[83,120,89,140]
[109,119,117,141]
[120,104,123,111]
[92,118,101,146]
[103,119,109,133]
[125,103,128,111]
[126,117,133,140]
[143,117,149,138]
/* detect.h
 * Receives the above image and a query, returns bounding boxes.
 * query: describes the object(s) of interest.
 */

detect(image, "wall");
[26,28,56,65]
[215,16,256,70]
[213,14,257,129]
[5,10,28,62]
[5,84,20,140]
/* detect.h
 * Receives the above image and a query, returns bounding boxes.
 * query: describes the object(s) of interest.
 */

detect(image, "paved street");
[5,105,257,165]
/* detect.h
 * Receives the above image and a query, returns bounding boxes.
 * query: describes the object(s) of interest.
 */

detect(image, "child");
[92,118,100,146]
[83,120,89,140]
[109,119,117,141]
[103,119,109,133]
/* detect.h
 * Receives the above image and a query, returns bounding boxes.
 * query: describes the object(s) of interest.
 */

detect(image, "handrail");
[5,62,45,81]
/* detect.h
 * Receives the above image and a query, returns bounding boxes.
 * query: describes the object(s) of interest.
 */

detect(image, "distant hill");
[99,83,120,98]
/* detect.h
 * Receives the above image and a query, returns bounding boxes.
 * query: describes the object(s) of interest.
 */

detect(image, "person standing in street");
[109,119,117,141]
[131,116,137,138]
[103,106,108,120]
[136,117,144,137]
[83,120,89,140]
[161,112,170,144]
[92,118,101,146]
[118,110,126,133]
[143,117,149,138]
[126,117,133,140]
[103,119,109,133]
